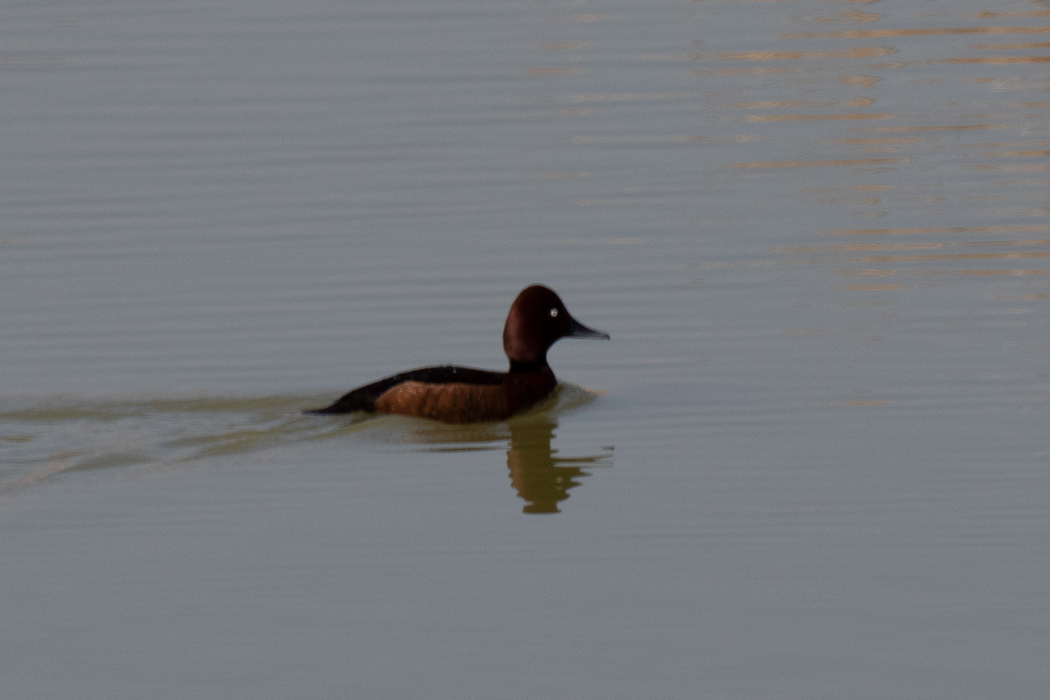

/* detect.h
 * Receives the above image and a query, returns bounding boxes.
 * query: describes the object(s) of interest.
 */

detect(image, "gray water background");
[2,0,1050,697]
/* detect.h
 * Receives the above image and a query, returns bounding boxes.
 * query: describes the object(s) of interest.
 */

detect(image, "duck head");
[502,285,609,370]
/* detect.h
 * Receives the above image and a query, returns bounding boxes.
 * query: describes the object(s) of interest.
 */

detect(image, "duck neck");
[508,359,548,374]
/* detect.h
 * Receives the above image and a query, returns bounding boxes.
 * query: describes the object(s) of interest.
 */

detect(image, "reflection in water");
[0,394,365,495]
[505,413,610,514]
[776,226,1050,286]
[673,4,1050,298]
[395,385,613,514]
[0,387,612,512]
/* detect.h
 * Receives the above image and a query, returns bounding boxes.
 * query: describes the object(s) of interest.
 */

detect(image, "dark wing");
[305,365,504,415]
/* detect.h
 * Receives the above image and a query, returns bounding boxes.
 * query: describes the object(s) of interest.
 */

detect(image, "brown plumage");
[306,285,608,423]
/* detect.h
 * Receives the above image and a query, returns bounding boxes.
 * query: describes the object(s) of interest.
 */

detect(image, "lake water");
[3,0,1050,697]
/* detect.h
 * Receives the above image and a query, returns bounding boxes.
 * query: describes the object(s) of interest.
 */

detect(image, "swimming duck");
[306,285,609,423]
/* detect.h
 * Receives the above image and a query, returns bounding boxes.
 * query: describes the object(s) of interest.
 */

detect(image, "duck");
[305,285,609,423]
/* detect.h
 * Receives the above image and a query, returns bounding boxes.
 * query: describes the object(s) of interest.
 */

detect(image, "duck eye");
[550,308,558,318]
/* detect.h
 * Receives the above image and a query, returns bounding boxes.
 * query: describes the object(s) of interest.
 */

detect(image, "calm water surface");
[2,0,1050,697]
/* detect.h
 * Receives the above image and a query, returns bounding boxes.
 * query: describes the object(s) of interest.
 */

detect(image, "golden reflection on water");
[729,157,907,169]
[712,46,899,61]
[978,11,1050,18]
[785,27,1050,39]
[743,113,895,122]
[857,125,1004,132]
[971,42,1050,49]
[938,56,1050,64]
[681,4,1050,293]
[778,229,1050,286]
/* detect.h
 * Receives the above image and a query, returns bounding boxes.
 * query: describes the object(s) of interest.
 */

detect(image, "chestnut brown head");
[502,285,609,368]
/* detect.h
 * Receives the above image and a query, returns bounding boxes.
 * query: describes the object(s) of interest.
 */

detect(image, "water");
[2,0,1050,697]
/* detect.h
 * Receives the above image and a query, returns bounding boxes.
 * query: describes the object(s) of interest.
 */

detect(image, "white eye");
[550,308,559,318]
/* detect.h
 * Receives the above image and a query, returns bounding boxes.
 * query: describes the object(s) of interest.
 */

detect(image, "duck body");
[306,285,608,423]
[306,364,555,423]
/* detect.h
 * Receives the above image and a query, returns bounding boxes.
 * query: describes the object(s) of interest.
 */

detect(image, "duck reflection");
[397,386,612,513]
[506,413,603,513]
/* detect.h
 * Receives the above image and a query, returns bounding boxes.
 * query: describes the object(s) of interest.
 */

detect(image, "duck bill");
[567,316,610,340]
